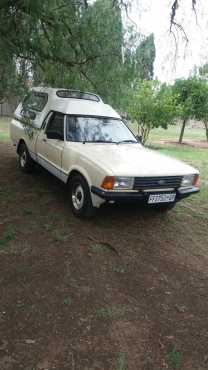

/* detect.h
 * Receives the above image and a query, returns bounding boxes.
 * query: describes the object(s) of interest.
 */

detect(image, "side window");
[22,91,48,112]
[20,107,36,121]
[45,112,65,140]
[20,91,48,121]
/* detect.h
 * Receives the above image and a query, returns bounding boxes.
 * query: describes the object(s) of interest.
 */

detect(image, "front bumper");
[91,186,200,204]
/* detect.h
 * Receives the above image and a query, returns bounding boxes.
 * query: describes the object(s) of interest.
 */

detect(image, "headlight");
[181,175,195,187]
[101,176,134,190]
[113,177,134,190]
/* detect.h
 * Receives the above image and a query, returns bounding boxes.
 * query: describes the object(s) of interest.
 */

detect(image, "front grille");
[133,176,182,190]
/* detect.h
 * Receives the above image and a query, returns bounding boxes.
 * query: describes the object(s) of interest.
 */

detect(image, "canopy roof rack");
[56,89,101,102]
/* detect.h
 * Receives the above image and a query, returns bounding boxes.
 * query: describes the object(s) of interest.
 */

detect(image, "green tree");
[172,78,196,143]
[172,77,208,143]
[189,78,208,141]
[120,33,155,110]
[199,63,208,78]
[32,0,124,107]
[134,34,155,80]
[127,80,177,143]
[0,50,26,103]
[0,0,155,109]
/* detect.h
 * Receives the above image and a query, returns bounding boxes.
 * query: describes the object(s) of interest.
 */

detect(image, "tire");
[69,174,95,218]
[153,202,176,212]
[18,142,35,173]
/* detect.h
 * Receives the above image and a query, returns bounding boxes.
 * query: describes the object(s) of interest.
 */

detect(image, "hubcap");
[72,184,84,210]
[20,150,27,167]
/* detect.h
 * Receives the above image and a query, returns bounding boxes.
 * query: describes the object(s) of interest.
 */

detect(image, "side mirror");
[46,131,64,141]
[135,135,142,142]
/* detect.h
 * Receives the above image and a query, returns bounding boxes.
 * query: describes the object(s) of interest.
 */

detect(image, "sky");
[129,0,208,82]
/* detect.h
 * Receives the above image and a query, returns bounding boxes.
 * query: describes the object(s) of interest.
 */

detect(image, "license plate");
[148,193,176,204]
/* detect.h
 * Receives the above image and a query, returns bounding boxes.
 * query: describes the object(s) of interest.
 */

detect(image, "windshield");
[66,116,137,143]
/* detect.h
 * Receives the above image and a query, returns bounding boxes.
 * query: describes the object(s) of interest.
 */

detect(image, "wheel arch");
[67,167,92,189]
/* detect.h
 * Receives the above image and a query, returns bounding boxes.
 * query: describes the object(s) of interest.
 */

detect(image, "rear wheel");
[69,174,95,218]
[18,142,35,173]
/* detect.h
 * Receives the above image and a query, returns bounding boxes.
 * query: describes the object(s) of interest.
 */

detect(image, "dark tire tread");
[18,142,35,173]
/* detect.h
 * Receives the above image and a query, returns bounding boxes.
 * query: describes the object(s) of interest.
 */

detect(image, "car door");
[36,111,65,180]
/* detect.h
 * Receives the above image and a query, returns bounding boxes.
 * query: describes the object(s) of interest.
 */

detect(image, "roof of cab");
[32,87,120,119]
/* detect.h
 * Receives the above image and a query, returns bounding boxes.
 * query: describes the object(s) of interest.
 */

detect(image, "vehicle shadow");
[33,164,171,224]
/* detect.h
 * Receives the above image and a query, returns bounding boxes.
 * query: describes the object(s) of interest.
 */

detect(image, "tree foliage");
[172,77,208,142]
[199,63,208,77]
[33,0,124,106]
[0,0,155,109]
[0,50,28,103]
[127,80,178,143]
[134,34,155,80]
[188,78,208,141]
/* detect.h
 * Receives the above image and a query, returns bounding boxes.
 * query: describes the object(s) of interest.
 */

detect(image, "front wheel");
[18,142,35,173]
[69,174,95,218]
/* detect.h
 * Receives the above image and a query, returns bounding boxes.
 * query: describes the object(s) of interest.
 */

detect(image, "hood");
[76,143,199,177]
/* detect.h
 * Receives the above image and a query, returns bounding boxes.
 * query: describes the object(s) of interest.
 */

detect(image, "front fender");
[67,165,92,187]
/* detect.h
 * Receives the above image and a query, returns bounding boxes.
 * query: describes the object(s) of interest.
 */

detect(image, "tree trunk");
[204,121,208,142]
[179,119,186,144]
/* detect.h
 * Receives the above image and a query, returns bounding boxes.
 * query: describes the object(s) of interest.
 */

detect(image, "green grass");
[0,116,11,141]
[114,352,126,370]
[63,296,73,305]
[53,230,71,242]
[166,346,182,369]
[90,243,109,253]
[96,305,130,318]
[128,122,206,142]
[0,227,16,249]
[149,125,205,141]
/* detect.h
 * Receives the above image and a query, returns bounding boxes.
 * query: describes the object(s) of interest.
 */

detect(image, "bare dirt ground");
[157,139,208,149]
[0,142,208,370]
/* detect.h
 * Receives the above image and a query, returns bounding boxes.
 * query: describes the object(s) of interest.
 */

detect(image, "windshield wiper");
[95,140,117,143]
[83,140,117,144]
[117,140,137,144]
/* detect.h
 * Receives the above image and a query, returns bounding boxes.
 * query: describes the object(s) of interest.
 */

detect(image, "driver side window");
[45,112,65,140]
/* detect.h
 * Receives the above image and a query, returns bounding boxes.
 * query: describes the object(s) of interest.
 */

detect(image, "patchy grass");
[114,352,126,370]
[0,116,10,141]
[96,305,130,318]
[149,124,205,142]
[129,121,206,142]
[112,266,126,273]
[0,227,15,249]
[166,346,182,370]
[22,208,34,216]
[63,296,73,306]
[90,243,109,253]
[53,229,71,242]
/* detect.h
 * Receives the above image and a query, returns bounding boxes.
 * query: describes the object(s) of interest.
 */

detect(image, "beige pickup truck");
[10,87,200,217]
